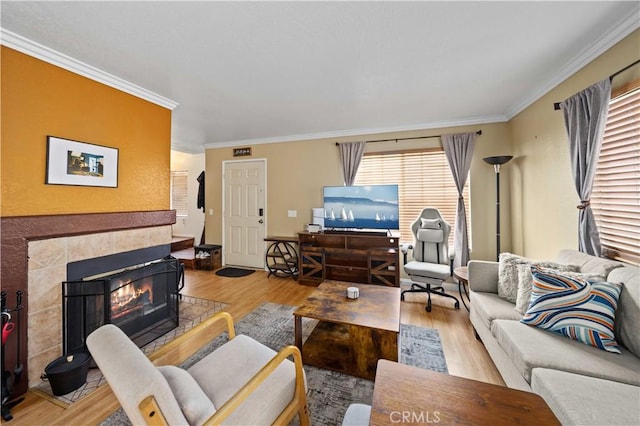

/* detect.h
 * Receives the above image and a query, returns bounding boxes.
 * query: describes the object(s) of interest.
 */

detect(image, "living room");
[1,2,639,425]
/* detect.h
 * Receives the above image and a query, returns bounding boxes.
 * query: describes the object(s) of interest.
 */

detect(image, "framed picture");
[45,136,119,188]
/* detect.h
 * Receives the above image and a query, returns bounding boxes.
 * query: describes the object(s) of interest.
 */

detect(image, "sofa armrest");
[468,260,499,293]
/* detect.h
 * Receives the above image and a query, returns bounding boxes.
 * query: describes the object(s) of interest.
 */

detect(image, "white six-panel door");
[223,159,266,269]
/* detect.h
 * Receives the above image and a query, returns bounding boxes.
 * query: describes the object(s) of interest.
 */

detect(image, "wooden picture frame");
[45,136,119,188]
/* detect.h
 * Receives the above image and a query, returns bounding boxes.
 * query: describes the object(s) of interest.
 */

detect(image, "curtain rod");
[335,130,482,146]
[553,59,640,110]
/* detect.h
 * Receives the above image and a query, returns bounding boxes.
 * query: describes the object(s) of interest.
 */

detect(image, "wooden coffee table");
[293,281,400,379]
[371,360,559,425]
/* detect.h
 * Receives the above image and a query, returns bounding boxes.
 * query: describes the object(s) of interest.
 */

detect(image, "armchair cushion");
[158,366,216,426]
[188,335,299,425]
[86,324,190,425]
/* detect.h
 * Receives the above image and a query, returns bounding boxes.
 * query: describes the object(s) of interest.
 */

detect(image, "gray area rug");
[101,302,447,426]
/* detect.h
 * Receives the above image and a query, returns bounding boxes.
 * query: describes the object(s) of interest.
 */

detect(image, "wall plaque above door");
[233,147,252,157]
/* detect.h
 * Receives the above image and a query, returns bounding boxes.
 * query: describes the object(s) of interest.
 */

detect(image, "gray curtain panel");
[560,78,611,256]
[338,141,366,186]
[442,132,477,268]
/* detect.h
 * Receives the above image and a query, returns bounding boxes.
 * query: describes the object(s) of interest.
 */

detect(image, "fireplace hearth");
[63,246,181,354]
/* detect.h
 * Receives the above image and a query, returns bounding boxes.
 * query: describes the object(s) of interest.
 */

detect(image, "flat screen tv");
[323,184,399,231]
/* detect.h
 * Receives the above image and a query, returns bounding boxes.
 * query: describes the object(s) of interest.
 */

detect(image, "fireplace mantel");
[0,210,176,396]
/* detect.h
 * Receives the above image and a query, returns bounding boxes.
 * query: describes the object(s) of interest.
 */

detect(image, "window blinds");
[354,149,470,245]
[170,171,189,217]
[592,85,640,264]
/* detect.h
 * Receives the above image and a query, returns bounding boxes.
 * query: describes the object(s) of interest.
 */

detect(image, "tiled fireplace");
[0,211,176,394]
[63,246,180,354]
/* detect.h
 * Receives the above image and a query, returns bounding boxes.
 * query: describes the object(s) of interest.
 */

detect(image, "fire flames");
[111,280,153,317]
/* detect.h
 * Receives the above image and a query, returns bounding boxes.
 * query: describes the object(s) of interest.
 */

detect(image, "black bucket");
[44,352,91,396]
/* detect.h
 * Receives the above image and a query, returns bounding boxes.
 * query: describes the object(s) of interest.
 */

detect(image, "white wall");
[170,150,206,241]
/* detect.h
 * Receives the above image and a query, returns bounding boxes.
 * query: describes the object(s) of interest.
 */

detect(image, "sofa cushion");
[556,249,623,276]
[608,266,640,358]
[158,366,216,426]
[491,319,640,386]
[498,253,578,303]
[521,267,622,353]
[188,335,298,425]
[514,265,604,314]
[469,291,522,331]
[531,368,640,426]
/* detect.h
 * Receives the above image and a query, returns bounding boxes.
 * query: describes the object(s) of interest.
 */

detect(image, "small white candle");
[346,287,359,299]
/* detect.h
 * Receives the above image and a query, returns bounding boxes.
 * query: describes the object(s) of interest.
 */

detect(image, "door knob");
[258,219,264,224]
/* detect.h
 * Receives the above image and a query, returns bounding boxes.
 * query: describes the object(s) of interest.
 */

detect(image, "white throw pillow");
[498,253,579,303]
[158,365,216,426]
[515,265,605,314]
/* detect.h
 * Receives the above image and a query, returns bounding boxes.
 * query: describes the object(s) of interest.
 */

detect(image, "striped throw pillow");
[521,266,622,354]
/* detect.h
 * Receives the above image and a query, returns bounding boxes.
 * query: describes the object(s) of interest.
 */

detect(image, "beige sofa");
[468,249,640,425]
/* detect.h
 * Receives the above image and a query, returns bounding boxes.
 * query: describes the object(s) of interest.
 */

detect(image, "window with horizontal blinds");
[170,171,189,217]
[354,149,470,246]
[592,83,640,264]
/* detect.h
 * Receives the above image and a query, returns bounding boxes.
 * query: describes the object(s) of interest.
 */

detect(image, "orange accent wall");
[1,47,171,216]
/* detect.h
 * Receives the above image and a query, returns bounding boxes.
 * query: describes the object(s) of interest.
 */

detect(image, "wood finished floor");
[8,269,504,426]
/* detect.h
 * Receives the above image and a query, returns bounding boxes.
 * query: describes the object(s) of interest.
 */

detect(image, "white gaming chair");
[401,208,460,312]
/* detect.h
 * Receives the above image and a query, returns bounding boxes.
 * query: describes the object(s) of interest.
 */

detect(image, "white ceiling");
[2,1,639,153]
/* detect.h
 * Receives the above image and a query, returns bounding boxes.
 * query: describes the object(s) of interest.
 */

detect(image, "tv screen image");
[323,185,399,230]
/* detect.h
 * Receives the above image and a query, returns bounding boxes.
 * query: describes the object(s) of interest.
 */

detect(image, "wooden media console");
[297,231,400,286]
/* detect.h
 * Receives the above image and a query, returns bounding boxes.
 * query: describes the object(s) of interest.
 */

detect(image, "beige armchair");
[87,312,309,425]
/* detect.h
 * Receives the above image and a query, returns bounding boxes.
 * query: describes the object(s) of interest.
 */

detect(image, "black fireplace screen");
[63,257,180,354]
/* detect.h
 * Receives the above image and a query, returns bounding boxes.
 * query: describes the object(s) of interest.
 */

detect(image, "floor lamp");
[483,156,513,261]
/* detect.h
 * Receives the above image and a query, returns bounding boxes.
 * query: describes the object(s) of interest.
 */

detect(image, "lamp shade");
[483,156,513,166]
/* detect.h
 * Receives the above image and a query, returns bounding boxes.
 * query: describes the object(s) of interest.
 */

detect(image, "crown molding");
[203,114,508,149]
[170,141,205,154]
[1,28,179,110]
[505,12,640,119]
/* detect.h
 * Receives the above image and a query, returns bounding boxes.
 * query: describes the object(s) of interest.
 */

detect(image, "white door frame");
[221,158,267,268]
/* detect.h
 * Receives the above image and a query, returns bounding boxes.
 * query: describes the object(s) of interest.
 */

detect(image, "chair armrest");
[400,243,412,264]
[468,260,499,293]
[206,311,236,339]
[203,345,309,426]
[448,247,455,260]
[447,248,455,276]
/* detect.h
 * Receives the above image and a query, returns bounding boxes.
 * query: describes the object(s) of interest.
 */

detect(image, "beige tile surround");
[27,225,172,388]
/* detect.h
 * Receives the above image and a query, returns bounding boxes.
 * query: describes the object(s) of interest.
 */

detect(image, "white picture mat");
[46,136,118,187]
